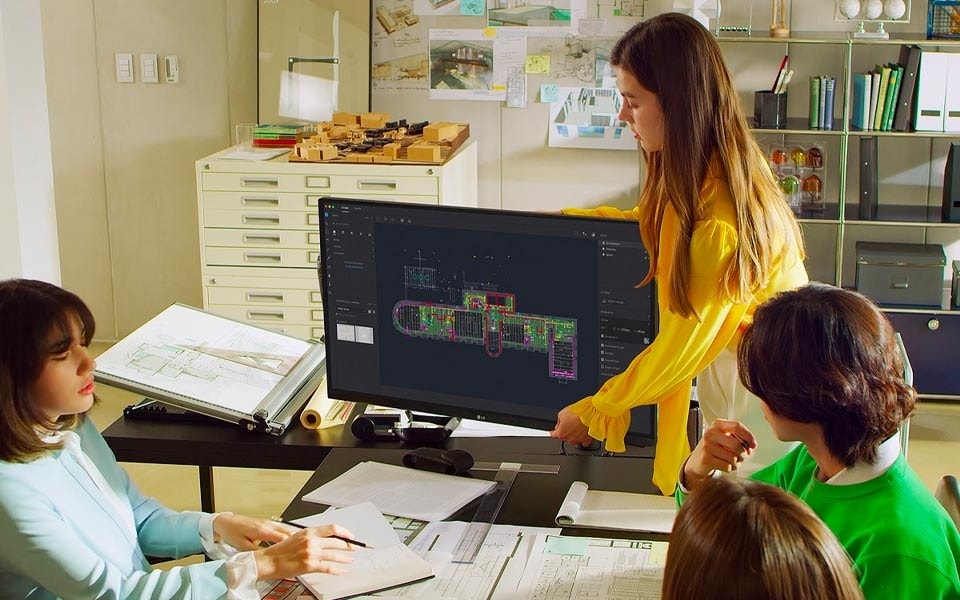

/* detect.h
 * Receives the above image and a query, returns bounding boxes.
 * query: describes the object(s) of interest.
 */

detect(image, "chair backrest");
[936,475,960,531]
[895,332,912,459]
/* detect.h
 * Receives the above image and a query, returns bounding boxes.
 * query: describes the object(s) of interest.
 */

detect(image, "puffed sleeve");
[562,205,640,220]
[570,218,750,494]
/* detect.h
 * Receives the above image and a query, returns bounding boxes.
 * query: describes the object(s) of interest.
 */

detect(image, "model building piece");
[332,112,361,126]
[360,112,390,129]
[306,144,338,161]
[423,122,459,142]
[407,142,442,163]
[383,142,402,160]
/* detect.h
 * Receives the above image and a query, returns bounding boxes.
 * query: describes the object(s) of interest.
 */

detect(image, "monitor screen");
[318,198,658,446]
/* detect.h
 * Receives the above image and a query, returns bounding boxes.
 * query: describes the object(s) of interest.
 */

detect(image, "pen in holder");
[754,91,788,129]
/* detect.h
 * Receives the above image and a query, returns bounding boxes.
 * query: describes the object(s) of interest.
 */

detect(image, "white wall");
[0,0,60,282]
[39,0,257,339]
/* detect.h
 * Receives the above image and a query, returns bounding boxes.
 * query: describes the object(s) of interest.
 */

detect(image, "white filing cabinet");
[195,140,478,340]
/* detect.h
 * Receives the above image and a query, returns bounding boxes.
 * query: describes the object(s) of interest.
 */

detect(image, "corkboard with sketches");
[289,112,470,165]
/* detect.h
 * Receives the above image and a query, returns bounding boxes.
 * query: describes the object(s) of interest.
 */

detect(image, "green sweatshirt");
[678,447,960,598]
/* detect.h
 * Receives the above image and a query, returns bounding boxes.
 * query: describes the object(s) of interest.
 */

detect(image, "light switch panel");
[115,53,134,83]
[140,53,159,83]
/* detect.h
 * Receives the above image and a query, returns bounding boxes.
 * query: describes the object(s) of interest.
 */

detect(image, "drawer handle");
[242,234,282,244]
[241,196,280,207]
[307,214,320,225]
[242,214,281,225]
[305,176,331,188]
[308,233,321,245]
[243,252,282,264]
[358,179,398,190]
[247,310,284,321]
[246,292,284,302]
[308,251,320,263]
[241,177,279,188]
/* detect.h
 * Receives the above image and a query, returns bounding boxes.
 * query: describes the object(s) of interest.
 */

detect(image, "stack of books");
[850,45,922,132]
[253,124,308,148]
[808,75,837,130]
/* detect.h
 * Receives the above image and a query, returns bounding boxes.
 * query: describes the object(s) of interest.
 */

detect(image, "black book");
[893,44,922,132]
[859,136,879,220]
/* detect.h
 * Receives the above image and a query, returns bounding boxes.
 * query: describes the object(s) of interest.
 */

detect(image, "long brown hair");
[738,283,916,466]
[611,13,805,318]
[663,477,864,599]
[0,279,94,462]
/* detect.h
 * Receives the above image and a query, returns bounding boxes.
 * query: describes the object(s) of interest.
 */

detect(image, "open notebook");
[294,502,434,600]
[555,481,677,534]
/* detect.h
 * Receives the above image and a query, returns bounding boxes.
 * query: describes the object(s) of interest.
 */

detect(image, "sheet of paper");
[302,461,496,522]
[299,542,433,600]
[218,147,289,161]
[290,502,403,549]
[506,534,668,600]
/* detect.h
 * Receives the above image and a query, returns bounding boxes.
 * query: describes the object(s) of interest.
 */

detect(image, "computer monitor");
[318,198,658,446]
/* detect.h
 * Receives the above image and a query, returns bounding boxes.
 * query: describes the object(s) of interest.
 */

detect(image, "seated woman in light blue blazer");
[0,279,355,599]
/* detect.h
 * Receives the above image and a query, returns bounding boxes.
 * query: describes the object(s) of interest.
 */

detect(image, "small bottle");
[790,146,807,169]
[807,145,824,169]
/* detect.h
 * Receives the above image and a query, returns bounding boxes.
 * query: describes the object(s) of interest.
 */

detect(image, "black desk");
[102,417,655,513]
[281,447,663,538]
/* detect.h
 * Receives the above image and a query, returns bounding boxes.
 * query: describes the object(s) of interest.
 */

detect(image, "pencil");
[730,433,752,452]
[279,520,373,549]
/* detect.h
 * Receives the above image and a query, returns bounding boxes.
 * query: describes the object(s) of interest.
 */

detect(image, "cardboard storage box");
[855,242,945,308]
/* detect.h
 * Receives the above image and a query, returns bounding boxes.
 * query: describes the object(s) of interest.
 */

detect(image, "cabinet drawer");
[203,229,320,249]
[207,304,324,326]
[206,286,321,307]
[205,247,318,269]
[886,311,960,398]
[201,191,315,212]
[203,209,317,230]
[202,172,439,196]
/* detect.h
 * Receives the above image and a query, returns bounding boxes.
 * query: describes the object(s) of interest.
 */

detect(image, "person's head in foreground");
[663,476,864,600]
[738,282,915,467]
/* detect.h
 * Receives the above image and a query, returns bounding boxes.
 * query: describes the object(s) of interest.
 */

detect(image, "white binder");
[914,51,949,132]
[945,53,960,134]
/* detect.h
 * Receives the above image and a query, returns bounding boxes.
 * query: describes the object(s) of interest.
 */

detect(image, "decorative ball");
[883,0,907,19]
[862,0,884,19]
[838,0,861,19]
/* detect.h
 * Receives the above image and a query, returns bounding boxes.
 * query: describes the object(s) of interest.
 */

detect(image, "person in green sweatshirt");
[677,283,960,599]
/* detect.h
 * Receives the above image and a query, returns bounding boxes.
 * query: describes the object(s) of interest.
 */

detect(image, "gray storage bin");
[953,260,960,309]
[855,242,945,308]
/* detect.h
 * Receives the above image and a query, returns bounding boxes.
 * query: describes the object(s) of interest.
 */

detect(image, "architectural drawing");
[548,87,635,150]
[430,39,495,91]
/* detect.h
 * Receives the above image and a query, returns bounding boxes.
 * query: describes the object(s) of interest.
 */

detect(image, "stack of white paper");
[555,481,677,534]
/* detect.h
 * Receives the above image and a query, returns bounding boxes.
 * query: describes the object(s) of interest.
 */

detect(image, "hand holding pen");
[681,419,757,490]
[277,519,373,549]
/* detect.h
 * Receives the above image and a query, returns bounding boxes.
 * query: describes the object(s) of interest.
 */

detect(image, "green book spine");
[882,65,902,131]
[809,76,821,129]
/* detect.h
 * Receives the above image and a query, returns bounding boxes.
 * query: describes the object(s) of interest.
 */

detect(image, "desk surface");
[102,417,654,471]
[280,447,663,537]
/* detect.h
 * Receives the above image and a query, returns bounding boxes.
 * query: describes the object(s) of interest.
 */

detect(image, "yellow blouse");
[564,170,808,494]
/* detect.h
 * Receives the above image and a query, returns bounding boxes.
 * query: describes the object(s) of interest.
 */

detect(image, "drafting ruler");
[450,461,560,563]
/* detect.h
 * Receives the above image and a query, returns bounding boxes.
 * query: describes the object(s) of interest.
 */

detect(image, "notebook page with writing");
[298,543,433,600]
[556,481,677,533]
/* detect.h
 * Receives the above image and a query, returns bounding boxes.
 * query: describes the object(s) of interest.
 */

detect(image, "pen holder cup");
[754,91,788,129]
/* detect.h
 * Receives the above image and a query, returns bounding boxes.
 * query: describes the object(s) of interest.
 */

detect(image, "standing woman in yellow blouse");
[550,12,808,494]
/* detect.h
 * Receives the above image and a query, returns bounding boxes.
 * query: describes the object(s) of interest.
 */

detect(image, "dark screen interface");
[320,199,657,444]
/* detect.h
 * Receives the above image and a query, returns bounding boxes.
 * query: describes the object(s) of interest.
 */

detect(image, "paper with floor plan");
[302,461,496,521]
[503,534,668,600]
[555,481,677,534]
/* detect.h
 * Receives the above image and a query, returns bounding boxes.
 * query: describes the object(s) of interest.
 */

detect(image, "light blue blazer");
[0,418,230,599]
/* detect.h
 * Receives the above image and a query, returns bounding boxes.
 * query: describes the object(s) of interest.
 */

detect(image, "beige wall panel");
[41,0,116,338]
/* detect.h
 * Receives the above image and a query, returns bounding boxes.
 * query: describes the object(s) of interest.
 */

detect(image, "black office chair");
[936,475,960,531]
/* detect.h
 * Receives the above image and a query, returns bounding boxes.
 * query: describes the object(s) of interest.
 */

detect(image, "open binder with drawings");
[94,303,326,435]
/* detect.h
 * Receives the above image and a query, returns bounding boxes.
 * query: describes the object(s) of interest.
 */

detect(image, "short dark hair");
[0,279,96,462]
[738,283,915,466]
[663,477,864,600]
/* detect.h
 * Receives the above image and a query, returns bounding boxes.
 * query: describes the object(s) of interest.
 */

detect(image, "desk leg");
[199,465,215,513]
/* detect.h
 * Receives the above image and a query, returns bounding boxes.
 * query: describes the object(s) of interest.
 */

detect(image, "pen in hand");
[277,519,374,549]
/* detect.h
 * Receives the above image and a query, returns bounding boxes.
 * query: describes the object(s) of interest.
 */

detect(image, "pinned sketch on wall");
[414,0,480,16]
[428,28,526,101]
[548,87,636,150]
[373,52,431,94]
[487,0,587,33]
[528,35,617,87]
[373,0,429,94]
